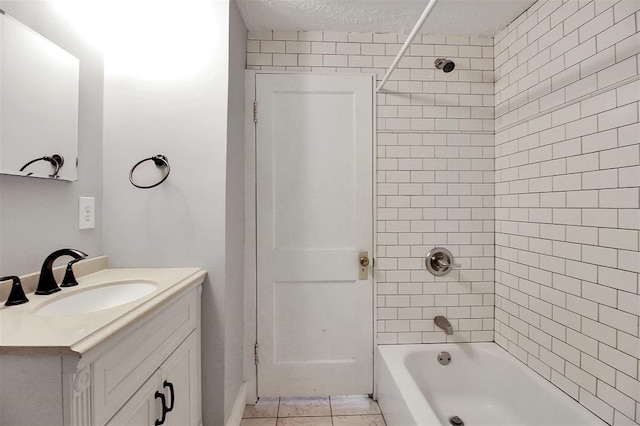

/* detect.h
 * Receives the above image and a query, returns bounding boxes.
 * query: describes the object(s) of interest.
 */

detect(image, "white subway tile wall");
[247,0,640,423]
[494,0,639,424]
[248,30,496,346]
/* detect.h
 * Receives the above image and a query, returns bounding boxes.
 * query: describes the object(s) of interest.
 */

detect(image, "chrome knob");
[425,247,460,276]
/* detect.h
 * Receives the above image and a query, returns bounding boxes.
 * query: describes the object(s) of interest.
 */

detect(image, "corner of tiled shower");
[247,0,640,424]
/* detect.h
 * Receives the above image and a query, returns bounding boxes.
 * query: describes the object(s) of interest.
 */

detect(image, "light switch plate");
[79,197,95,230]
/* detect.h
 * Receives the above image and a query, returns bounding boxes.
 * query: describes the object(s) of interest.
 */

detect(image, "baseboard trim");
[226,382,248,426]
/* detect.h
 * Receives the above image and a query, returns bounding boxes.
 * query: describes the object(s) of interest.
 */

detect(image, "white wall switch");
[79,197,96,230]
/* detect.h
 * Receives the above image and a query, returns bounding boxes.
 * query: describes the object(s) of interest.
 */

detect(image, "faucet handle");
[60,258,84,288]
[434,258,461,269]
[1,276,29,306]
[425,247,460,276]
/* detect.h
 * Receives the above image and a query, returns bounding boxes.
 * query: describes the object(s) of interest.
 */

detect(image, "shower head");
[435,58,455,73]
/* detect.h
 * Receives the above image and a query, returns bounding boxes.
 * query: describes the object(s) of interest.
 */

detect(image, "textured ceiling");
[235,0,537,37]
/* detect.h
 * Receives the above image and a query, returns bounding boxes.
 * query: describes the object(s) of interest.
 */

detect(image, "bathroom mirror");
[0,10,80,181]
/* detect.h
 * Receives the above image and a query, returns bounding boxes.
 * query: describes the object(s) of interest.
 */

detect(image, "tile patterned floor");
[241,395,386,426]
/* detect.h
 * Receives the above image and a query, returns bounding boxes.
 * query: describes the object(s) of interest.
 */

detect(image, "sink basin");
[35,281,158,317]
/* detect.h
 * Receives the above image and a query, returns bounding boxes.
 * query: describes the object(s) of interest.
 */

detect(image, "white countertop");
[0,267,206,356]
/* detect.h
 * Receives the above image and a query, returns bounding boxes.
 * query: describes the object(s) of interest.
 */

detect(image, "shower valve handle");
[425,247,460,276]
[434,258,461,269]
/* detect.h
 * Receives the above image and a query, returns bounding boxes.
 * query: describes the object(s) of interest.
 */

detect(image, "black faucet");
[1,276,29,306]
[36,249,88,295]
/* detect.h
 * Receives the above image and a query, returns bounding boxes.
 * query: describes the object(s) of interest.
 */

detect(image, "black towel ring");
[129,154,170,189]
[19,154,64,178]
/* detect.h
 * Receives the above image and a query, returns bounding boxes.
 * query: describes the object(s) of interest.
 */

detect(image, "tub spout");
[434,315,453,335]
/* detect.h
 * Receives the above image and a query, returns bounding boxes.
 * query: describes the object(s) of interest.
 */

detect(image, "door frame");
[243,70,379,403]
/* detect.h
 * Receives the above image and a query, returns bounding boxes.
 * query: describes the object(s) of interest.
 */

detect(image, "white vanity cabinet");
[0,282,202,426]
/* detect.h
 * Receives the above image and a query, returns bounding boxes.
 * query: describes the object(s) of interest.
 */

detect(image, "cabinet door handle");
[154,391,168,426]
[163,380,175,413]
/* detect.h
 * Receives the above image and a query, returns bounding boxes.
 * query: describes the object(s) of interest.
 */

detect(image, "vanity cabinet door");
[159,331,201,426]
[105,374,161,426]
[105,331,201,426]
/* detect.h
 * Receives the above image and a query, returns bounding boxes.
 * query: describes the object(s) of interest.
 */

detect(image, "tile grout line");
[331,396,336,422]
[494,69,640,132]
[331,396,336,425]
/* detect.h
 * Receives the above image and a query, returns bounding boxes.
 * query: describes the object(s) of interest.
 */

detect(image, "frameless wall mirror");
[0,9,79,181]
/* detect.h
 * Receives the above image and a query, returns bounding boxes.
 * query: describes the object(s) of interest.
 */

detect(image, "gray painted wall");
[102,1,246,423]
[0,1,104,277]
[225,0,248,420]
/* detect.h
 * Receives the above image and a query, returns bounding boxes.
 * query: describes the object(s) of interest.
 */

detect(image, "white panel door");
[256,73,374,397]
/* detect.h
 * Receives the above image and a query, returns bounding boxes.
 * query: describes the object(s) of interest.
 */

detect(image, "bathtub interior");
[379,343,607,426]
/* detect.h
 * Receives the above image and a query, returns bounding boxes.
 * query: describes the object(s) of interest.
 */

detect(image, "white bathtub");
[377,343,607,426]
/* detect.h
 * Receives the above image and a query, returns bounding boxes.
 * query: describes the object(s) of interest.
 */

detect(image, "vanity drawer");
[93,288,199,426]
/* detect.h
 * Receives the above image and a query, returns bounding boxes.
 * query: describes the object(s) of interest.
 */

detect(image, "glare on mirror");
[0,10,80,181]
